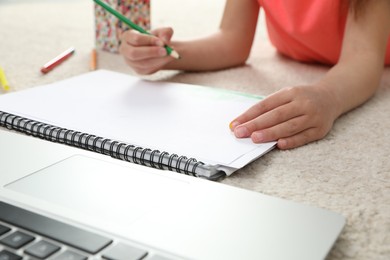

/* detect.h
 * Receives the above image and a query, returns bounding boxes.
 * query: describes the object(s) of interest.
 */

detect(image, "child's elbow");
[228,46,252,67]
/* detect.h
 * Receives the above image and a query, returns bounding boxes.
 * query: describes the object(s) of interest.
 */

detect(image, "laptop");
[0,129,345,260]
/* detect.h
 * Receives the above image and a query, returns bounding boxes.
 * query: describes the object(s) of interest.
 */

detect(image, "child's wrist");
[314,81,344,119]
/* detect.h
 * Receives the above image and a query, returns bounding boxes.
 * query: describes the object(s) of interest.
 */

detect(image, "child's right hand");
[119,27,176,75]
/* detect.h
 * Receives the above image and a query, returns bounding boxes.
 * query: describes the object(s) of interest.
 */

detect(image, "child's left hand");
[229,84,341,149]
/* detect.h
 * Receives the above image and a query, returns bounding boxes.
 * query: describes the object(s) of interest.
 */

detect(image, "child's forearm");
[317,57,384,119]
[163,32,252,71]
[318,0,390,119]
[163,0,260,72]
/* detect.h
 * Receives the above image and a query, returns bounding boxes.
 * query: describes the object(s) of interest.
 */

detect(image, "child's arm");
[119,0,260,74]
[320,0,390,117]
[230,0,390,149]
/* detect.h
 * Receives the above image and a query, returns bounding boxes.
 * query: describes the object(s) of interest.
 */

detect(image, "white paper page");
[0,70,275,168]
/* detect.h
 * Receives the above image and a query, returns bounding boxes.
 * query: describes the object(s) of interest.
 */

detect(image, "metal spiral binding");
[0,111,208,177]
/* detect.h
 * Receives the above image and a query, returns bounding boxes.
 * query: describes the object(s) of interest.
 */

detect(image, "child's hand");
[119,27,175,75]
[229,85,341,149]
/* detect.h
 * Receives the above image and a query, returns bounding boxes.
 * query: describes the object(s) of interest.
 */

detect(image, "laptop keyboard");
[0,201,175,260]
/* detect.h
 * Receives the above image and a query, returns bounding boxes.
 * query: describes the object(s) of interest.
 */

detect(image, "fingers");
[230,88,294,129]
[120,44,167,61]
[230,88,300,137]
[122,30,164,47]
[120,30,166,61]
[151,27,174,44]
[233,102,305,139]
[119,27,175,74]
[229,86,335,149]
[249,114,310,143]
[121,27,174,47]
[276,127,328,150]
[123,55,173,75]
[248,114,330,149]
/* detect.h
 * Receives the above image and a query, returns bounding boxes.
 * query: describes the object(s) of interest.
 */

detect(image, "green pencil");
[93,0,180,59]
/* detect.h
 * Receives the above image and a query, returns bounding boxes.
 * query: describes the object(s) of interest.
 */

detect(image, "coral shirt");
[258,0,390,65]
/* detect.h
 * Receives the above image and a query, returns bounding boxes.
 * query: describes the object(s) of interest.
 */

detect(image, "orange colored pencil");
[90,49,97,71]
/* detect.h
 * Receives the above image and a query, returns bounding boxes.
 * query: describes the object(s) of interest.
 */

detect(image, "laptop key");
[0,224,11,236]
[25,240,61,259]
[0,250,22,260]
[147,255,175,260]
[102,243,148,260]
[0,201,112,254]
[51,250,87,260]
[0,231,34,249]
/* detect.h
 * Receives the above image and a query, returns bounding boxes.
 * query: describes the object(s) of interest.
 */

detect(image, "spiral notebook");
[0,70,275,180]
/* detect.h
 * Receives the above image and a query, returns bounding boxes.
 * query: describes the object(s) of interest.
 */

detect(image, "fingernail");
[229,121,240,130]
[251,131,264,143]
[162,36,170,43]
[159,48,167,56]
[234,126,249,138]
[156,40,164,47]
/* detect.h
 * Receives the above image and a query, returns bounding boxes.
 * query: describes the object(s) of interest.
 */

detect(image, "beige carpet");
[1,1,389,259]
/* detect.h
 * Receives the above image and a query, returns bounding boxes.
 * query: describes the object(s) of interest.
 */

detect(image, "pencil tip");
[170,50,181,59]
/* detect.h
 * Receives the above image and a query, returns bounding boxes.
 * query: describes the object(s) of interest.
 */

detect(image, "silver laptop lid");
[0,130,345,260]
